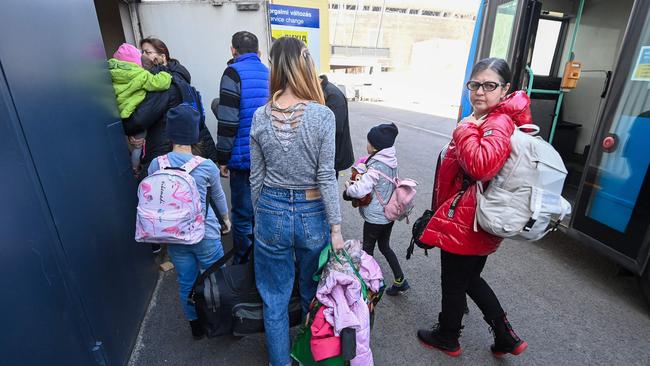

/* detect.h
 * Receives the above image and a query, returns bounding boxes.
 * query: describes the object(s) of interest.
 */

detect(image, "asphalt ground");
[129,102,650,366]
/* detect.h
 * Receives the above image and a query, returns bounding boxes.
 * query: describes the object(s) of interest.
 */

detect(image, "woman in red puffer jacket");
[417,58,531,358]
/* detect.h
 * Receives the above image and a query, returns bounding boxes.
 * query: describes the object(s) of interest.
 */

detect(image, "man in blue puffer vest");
[215,31,269,264]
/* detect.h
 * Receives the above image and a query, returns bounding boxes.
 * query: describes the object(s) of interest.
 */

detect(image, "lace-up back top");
[250,101,342,225]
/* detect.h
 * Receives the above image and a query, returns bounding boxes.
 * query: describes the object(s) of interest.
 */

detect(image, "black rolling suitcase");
[189,244,302,337]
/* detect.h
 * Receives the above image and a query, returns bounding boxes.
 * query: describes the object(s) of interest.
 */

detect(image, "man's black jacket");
[122,60,218,165]
[321,75,354,171]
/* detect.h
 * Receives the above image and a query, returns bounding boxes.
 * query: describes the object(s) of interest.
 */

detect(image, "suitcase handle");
[189,235,255,301]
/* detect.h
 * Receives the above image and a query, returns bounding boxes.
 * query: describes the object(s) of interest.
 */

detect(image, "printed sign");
[272,29,309,45]
[631,46,650,81]
[270,4,319,28]
[270,4,321,71]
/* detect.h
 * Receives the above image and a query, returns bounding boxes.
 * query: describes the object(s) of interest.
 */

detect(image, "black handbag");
[189,245,302,337]
[406,209,435,260]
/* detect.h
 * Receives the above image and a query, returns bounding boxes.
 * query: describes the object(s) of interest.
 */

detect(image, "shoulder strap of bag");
[193,248,235,287]
[373,168,398,185]
[518,124,540,136]
[447,174,473,220]
[331,248,368,301]
[370,167,398,207]
[172,76,205,124]
[157,154,171,170]
[180,156,206,173]
[172,76,195,106]
[314,245,369,301]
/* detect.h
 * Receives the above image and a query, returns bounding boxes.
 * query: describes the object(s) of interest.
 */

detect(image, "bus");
[461,0,650,302]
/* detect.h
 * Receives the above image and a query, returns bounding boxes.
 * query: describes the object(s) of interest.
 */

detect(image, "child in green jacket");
[109,43,172,173]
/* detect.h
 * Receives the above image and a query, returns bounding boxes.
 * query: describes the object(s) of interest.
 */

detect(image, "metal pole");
[549,92,564,142]
[375,0,386,48]
[549,0,585,143]
[567,0,586,62]
[350,0,360,46]
[526,65,535,94]
[333,0,343,44]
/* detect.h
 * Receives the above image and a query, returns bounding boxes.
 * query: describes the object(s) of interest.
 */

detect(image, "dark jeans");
[230,169,254,264]
[363,221,404,280]
[439,250,505,331]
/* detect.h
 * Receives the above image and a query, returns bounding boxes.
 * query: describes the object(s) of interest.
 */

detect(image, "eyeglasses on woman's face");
[466,80,505,92]
[142,50,159,56]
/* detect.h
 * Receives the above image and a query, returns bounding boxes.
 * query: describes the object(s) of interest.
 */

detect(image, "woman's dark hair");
[470,57,512,85]
[140,37,173,62]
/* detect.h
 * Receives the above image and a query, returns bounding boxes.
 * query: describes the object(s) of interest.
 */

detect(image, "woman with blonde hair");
[250,36,343,366]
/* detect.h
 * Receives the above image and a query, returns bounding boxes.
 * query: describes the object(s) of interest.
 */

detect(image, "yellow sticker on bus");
[632,46,650,81]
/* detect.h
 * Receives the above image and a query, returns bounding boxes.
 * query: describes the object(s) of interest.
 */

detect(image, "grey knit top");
[250,101,342,225]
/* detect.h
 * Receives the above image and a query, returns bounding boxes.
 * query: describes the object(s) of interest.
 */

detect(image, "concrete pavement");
[129,102,650,366]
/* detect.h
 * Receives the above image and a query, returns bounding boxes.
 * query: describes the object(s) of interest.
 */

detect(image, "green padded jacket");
[108,58,172,118]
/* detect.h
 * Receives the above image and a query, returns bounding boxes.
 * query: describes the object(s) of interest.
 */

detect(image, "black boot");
[190,320,205,340]
[485,314,527,357]
[417,313,463,357]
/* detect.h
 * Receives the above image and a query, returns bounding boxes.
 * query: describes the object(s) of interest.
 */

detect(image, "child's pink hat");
[113,43,142,66]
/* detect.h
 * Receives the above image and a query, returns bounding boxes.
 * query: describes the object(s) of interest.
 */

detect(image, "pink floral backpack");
[135,154,206,244]
[374,170,418,223]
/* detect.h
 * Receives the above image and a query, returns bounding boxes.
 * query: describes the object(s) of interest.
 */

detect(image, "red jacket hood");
[488,90,532,127]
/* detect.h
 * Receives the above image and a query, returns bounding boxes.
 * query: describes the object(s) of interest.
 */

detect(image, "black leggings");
[363,221,404,280]
[439,250,505,331]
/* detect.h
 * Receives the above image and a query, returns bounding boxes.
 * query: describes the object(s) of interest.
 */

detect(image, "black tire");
[641,266,650,306]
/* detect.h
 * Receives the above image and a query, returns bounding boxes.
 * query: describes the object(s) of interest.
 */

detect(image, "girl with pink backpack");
[139,103,231,340]
[343,123,410,296]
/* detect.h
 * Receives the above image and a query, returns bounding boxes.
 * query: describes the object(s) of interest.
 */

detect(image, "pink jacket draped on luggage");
[310,306,341,361]
[316,241,383,366]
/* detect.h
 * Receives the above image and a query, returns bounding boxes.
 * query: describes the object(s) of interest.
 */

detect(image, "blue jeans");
[254,186,330,366]
[168,238,224,320]
[230,169,254,264]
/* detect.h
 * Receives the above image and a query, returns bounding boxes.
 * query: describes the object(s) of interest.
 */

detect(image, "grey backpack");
[475,124,572,241]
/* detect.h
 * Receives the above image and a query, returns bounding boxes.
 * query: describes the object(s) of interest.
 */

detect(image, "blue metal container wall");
[0,65,97,366]
[0,1,158,364]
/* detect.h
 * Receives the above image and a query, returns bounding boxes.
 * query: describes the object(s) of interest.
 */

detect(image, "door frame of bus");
[476,0,542,81]
[477,0,526,62]
[510,0,542,90]
[568,0,650,276]
[525,0,586,144]
[462,0,542,121]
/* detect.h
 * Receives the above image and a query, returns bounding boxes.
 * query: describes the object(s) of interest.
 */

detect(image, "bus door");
[461,0,542,120]
[476,0,542,88]
[571,1,650,274]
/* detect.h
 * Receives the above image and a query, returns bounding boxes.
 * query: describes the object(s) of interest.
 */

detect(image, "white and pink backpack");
[374,170,418,222]
[135,154,206,245]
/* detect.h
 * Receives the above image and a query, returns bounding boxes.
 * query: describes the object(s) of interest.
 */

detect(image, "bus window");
[530,18,563,76]
[489,0,519,59]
